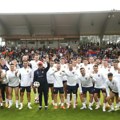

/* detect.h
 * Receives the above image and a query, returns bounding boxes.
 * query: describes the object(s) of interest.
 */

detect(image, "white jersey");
[99,66,111,79]
[19,67,33,87]
[78,73,94,88]
[30,60,40,72]
[6,70,20,87]
[51,70,65,88]
[82,64,93,74]
[91,71,106,89]
[78,73,94,93]
[87,64,94,73]
[64,69,78,86]
[106,78,120,97]
[114,73,120,81]
[60,64,68,81]
[110,67,119,78]
[73,66,80,76]
[76,63,84,69]
[47,67,55,84]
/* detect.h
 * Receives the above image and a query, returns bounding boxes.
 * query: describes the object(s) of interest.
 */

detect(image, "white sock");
[54,103,57,106]
[82,102,86,107]
[84,97,87,104]
[96,101,100,106]
[20,103,23,107]
[73,94,76,106]
[0,102,3,106]
[111,103,114,110]
[9,100,12,106]
[67,94,70,105]
[92,98,95,104]
[103,103,106,108]
[98,98,100,104]
[89,102,93,107]
[6,99,9,104]
[116,103,119,107]
[16,100,19,106]
[61,103,64,106]
[28,102,31,106]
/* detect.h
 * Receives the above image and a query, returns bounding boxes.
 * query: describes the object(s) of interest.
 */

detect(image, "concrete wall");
[6,39,80,49]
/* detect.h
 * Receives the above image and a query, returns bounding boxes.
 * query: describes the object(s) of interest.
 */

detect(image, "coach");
[33,59,50,110]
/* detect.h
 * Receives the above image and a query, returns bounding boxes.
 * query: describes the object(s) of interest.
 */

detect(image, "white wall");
[6,39,80,49]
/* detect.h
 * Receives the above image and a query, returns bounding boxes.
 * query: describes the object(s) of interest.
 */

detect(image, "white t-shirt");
[78,73,94,87]
[110,66,119,78]
[60,64,68,81]
[82,64,93,74]
[6,70,20,87]
[91,71,106,89]
[30,60,40,72]
[51,70,65,88]
[64,69,78,86]
[106,78,120,97]
[19,67,33,87]
[47,67,55,84]
[99,66,111,79]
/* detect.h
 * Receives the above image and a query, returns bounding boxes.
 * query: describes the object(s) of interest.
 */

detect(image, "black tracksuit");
[1,65,9,101]
[33,62,50,107]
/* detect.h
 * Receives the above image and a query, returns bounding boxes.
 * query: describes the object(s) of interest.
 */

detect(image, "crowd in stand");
[0,42,120,62]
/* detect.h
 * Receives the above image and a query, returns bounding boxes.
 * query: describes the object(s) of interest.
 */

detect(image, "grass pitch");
[0,91,120,120]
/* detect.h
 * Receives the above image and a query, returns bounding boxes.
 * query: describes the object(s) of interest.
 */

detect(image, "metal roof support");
[0,18,10,35]
[99,12,113,44]
[23,15,33,36]
[76,14,81,36]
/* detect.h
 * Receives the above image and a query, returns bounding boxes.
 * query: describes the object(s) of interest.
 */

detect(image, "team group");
[0,55,120,112]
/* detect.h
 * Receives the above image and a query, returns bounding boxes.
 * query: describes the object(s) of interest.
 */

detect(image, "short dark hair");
[23,61,28,64]
[83,58,88,61]
[10,63,14,66]
[80,67,85,70]
[108,73,113,77]
[93,64,98,68]
[113,60,119,63]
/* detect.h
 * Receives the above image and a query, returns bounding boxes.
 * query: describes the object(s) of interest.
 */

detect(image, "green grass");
[0,91,120,120]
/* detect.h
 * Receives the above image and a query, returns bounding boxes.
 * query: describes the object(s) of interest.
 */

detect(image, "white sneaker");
[108,108,114,112]
[95,105,100,110]
[16,105,19,109]
[58,102,61,105]
[51,101,54,106]
[73,104,76,109]
[19,104,23,110]
[67,105,70,109]
[102,106,106,112]
[64,100,67,104]
[114,106,119,111]
[28,105,32,109]
[80,106,87,110]
[8,105,12,109]
[88,106,93,110]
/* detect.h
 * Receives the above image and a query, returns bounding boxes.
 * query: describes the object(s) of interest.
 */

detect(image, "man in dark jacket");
[33,60,50,110]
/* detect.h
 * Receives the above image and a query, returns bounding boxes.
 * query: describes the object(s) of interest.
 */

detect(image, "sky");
[0,0,119,14]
